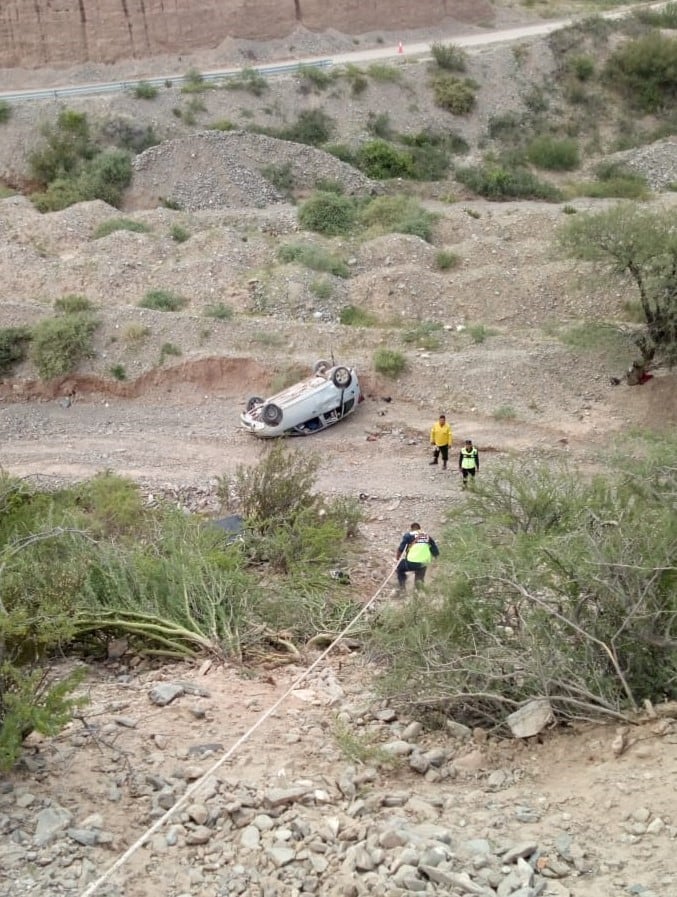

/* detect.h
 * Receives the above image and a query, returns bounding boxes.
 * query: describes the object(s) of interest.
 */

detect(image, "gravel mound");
[127,130,377,211]
[609,136,677,191]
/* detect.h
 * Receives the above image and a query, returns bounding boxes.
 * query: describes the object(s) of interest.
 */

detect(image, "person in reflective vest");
[459,438,479,489]
[395,522,440,590]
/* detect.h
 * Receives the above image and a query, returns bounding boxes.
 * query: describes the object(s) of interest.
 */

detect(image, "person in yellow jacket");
[395,522,440,590]
[429,413,452,469]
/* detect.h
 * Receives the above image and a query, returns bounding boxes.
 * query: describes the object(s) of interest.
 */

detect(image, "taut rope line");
[79,563,397,897]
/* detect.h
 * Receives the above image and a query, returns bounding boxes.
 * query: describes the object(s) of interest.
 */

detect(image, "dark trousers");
[432,445,449,466]
[461,468,476,487]
[396,559,427,589]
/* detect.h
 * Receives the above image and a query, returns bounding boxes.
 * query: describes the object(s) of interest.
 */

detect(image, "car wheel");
[332,366,352,389]
[246,396,264,412]
[262,403,283,426]
[313,359,330,375]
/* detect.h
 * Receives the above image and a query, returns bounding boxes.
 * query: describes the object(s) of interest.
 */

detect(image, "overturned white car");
[241,360,362,437]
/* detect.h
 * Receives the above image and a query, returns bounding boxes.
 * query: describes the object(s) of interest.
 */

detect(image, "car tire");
[332,366,352,389]
[246,396,264,412]
[262,402,283,426]
[313,359,330,375]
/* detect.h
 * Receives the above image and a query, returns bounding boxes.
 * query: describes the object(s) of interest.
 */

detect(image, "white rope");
[79,563,397,897]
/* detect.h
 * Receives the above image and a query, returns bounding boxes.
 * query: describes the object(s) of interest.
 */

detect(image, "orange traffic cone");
[398,41,404,54]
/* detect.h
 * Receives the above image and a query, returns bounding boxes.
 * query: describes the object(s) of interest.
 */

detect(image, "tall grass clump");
[54,294,93,314]
[430,42,468,72]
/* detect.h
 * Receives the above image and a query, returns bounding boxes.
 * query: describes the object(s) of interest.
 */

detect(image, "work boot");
[429,459,438,465]
[442,462,447,470]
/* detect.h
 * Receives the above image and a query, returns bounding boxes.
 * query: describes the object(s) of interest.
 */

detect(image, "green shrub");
[569,55,595,81]
[430,74,477,115]
[170,224,190,243]
[278,243,350,278]
[355,140,413,179]
[278,109,335,146]
[101,117,159,154]
[299,192,358,236]
[262,161,295,196]
[94,218,151,239]
[456,162,562,201]
[466,323,495,344]
[32,148,132,212]
[635,1,677,28]
[340,305,378,326]
[493,405,517,421]
[297,64,335,92]
[159,342,182,364]
[604,32,677,112]
[110,363,127,380]
[373,348,407,377]
[310,279,332,300]
[181,68,212,93]
[122,323,150,343]
[571,162,649,200]
[527,136,580,171]
[430,42,467,72]
[54,294,92,314]
[133,81,159,99]
[370,457,677,725]
[223,67,268,96]
[29,109,94,185]
[204,303,234,320]
[0,327,32,375]
[314,177,344,194]
[367,63,402,82]
[0,100,12,124]
[139,290,188,312]
[435,249,460,270]
[402,321,443,350]
[30,313,99,379]
[343,65,369,96]
[180,96,207,125]
[359,195,436,242]
[210,118,235,131]
[160,196,182,210]
[366,112,393,140]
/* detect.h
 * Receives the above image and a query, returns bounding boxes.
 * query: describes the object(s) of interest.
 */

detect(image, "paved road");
[0,1,668,104]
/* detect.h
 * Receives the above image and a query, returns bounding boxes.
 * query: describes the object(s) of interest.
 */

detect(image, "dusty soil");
[1,8,677,897]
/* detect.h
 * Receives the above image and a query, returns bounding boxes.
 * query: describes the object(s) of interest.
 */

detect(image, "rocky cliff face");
[0,0,493,69]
